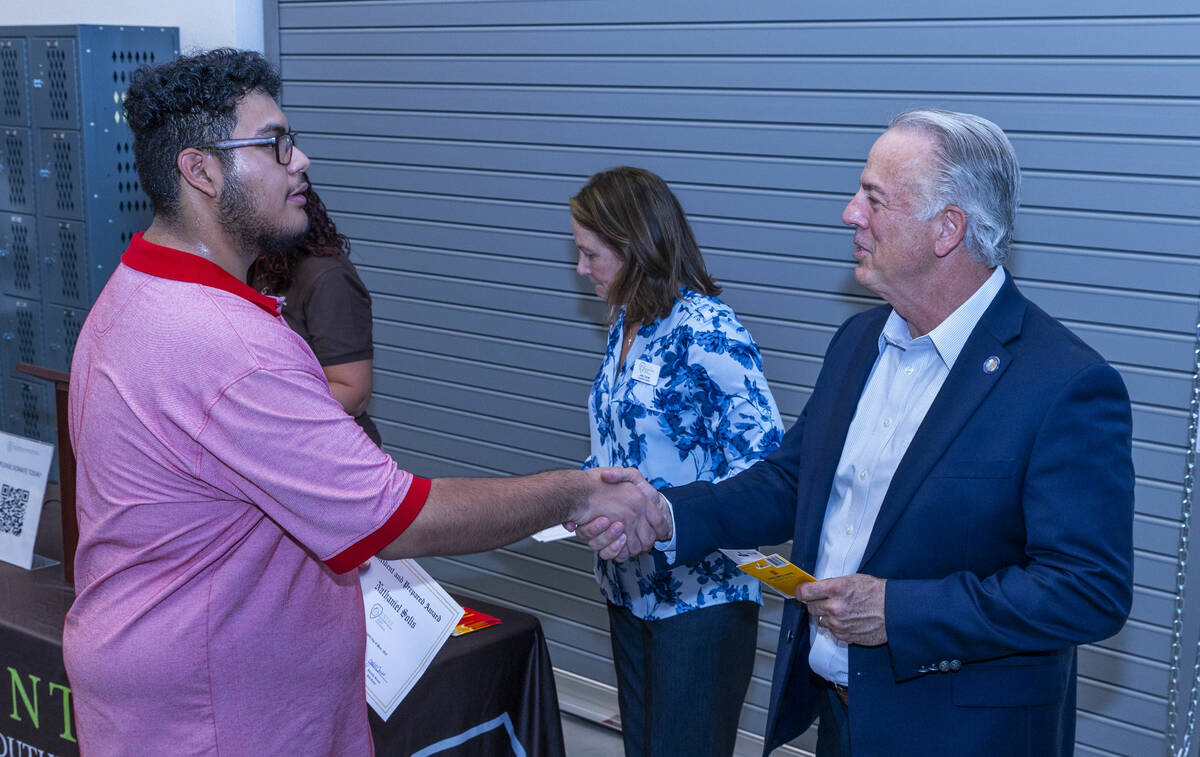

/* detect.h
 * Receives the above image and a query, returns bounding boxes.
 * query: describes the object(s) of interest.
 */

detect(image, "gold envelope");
[730,552,817,597]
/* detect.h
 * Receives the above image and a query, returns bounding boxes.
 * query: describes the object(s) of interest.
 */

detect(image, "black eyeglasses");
[195,131,298,165]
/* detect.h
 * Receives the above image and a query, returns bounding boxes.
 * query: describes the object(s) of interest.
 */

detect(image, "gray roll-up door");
[268,3,1199,754]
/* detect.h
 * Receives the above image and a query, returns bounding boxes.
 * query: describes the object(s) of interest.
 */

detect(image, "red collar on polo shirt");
[121,232,281,316]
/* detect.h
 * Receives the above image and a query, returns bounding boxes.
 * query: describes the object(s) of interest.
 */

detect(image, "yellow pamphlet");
[720,548,816,598]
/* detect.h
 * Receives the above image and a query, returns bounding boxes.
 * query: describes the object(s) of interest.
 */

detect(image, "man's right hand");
[380,467,668,562]
[569,467,672,561]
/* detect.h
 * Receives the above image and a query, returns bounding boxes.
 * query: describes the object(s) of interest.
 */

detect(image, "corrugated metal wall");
[268,3,1200,754]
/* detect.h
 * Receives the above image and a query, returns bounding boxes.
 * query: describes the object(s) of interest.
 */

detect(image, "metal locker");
[44,304,85,373]
[0,127,35,213]
[3,377,53,445]
[30,36,77,129]
[1,294,44,376]
[0,38,27,127]
[35,128,83,220]
[0,24,178,444]
[38,217,86,309]
[0,212,38,299]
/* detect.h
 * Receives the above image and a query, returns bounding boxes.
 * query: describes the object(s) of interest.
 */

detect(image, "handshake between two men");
[373,463,891,652]
[376,465,674,563]
[567,467,674,562]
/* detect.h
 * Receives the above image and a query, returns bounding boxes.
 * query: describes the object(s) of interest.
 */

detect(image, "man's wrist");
[564,468,595,524]
[653,493,679,564]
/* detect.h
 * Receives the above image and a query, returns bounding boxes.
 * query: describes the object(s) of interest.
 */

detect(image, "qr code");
[0,484,29,536]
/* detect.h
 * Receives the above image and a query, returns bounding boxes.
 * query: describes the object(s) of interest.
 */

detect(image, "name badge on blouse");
[631,359,661,386]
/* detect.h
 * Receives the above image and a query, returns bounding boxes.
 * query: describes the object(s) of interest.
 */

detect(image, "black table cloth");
[0,497,565,757]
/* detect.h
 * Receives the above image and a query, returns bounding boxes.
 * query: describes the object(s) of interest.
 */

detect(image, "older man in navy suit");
[582,109,1134,756]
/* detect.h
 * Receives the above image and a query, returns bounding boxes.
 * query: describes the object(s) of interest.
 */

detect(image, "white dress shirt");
[809,266,1005,685]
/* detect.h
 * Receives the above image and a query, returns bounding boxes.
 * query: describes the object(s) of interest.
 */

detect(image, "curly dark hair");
[250,182,350,294]
[570,166,719,325]
[124,48,281,220]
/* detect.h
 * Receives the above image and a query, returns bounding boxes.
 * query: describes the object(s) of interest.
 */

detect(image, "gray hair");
[889,108,1021,267]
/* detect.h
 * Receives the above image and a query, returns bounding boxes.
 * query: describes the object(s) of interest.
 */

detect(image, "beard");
[217,168,308,263]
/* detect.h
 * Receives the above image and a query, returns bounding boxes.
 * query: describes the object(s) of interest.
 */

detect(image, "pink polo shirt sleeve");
[193,362,428,573]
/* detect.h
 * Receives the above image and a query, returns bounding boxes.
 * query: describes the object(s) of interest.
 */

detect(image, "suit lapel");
[858,274,1028,570]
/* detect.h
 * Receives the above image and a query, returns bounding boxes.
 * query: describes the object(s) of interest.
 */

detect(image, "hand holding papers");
[360,558,465,720]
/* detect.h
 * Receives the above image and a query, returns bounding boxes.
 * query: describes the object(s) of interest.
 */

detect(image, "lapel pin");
[983,356,1000,374]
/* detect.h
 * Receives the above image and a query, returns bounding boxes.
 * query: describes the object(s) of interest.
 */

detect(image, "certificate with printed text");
[360,557,465,720]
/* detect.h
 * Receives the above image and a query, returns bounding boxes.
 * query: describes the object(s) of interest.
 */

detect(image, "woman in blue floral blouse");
[571,167,784,757]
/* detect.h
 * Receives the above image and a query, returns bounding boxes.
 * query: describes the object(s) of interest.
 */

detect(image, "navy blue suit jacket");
[664,273,1134,756]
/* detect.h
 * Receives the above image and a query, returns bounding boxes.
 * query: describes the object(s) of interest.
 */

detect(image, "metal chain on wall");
[1167,302,1200,757]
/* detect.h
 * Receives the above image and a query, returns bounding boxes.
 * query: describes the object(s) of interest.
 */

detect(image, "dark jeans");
[607,600,759,757]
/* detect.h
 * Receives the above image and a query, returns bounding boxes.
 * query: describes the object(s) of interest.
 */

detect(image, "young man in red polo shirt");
[64,48,666,756]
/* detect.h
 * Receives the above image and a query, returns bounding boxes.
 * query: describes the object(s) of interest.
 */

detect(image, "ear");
[177,148,221,199]
[933,204,967,258]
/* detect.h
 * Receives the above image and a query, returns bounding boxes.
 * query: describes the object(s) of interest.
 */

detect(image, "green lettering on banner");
[47,683,75,743]
[6,668,40,728]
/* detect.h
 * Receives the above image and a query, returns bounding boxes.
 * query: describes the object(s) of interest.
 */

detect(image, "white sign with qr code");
[0,430,55,570]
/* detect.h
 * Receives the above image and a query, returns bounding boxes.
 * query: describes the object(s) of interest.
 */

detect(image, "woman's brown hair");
[570,166,719,324]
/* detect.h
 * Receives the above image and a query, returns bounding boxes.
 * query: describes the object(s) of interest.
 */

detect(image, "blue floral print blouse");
[583,288,784,621]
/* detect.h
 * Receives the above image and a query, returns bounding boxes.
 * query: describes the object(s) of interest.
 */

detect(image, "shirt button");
[845,525,853,535]
[882,417,892,427]
[904,366,914,376]
[858,470,867,480]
